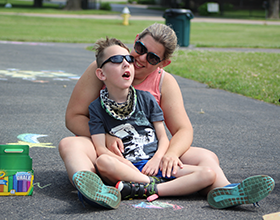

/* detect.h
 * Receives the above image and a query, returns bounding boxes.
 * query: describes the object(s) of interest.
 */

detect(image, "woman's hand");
[105,133,124,157]
[160,152,183,178]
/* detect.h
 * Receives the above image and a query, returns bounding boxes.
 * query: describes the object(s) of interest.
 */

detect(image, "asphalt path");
[0,40,279,219]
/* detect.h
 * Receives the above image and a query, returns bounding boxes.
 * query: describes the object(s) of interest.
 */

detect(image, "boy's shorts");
[133,160,175,180]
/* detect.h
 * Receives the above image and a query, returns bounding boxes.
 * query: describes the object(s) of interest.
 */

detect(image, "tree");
[64,0,82,10]
[268,0,279,19]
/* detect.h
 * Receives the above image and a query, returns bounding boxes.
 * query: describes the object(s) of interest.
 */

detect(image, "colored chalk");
[22,180,27,192]
[13,175,17,192]
[147,194,159,202]
[27,181,30,191]
[3,177,8,192]
[8,175,14,192]
[18,180,23,192]
[0,179,3,192]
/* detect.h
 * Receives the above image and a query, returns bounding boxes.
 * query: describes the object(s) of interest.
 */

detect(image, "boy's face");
[99,45,135,90]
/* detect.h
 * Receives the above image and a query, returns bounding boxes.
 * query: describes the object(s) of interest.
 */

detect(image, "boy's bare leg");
[180,147,231,194]
[157,165,216,196]
[59,136,97,184]
[96,154,150,185]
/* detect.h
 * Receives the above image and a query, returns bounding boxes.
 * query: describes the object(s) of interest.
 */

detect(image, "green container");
[0,145,33,196]
[0,145,32,174]
[163,9,194,47]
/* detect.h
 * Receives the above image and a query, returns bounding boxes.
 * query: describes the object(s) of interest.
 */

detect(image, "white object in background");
[5,3,12,8]
[207,3,219,12]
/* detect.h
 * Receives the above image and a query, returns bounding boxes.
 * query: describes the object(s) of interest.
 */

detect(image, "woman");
[59,23,274,209]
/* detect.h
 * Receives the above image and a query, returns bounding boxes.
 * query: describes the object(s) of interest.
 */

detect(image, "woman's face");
[131,34,166,80]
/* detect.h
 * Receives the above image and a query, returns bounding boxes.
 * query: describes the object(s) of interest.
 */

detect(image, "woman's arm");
[160,72,193,175]
[65,61,103,136]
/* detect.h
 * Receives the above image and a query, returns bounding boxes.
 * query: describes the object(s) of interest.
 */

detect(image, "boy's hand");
[141,157,161,176]
[160,153,183,178]
[105,134,124,157]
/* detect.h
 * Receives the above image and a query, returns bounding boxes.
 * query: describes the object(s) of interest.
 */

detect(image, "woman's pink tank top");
[134,67,164,106]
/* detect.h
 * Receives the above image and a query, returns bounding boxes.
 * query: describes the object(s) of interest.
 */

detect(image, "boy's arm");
[91,133,115,157]
[91,133,139,171]
[141,121,169,176]
[152,121,169,160]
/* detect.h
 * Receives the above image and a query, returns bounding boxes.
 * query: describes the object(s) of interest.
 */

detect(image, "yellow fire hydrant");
[122,7,131,26]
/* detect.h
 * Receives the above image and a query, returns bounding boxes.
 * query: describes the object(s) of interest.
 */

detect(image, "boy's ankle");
[149,176,169,184]
[116,181,158,200]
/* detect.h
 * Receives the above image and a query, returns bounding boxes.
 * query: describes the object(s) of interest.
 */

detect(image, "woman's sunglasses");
[134,41,162,65]
[100,55,134,68]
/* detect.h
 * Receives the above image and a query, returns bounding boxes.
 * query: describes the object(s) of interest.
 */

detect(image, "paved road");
[0,39,279,220]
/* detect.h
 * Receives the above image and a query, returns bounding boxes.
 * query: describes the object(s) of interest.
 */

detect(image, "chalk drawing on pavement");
[6,133,56,148]
[132,201,183,210]
[0,69,80,81]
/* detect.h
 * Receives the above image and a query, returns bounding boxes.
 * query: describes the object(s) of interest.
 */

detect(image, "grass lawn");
[1,15,280,48]
[191,23,280,48]
[0,15,153,43]
[165,50,280,106]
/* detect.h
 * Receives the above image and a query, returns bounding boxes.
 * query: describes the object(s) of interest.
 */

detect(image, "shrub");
[198,2,219,16]
[100,2,111,11]
[138,0,155,5]
[223,3,234,11]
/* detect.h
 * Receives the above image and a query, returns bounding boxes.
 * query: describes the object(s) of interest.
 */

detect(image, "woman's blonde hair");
[138,23,177,60]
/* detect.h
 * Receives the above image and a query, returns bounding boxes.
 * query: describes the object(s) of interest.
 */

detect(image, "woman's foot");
[207,175,275,209]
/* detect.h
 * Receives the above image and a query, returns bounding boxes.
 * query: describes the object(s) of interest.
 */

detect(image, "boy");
[88,37,170,195]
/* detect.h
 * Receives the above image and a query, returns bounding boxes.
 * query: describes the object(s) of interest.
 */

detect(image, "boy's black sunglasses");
[100,55,134,68]
[134,40,162,65]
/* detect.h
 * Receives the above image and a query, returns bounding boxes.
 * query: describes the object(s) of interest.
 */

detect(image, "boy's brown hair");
[94,37,130,68]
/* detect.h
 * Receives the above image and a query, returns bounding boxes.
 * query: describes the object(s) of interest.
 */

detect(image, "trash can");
[163,9,194,47]
[81,0,88,9]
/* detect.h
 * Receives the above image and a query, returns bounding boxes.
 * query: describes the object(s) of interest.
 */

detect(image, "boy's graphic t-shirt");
[88,89,164,163]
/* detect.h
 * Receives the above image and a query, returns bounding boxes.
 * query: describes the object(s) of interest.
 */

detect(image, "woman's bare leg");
[58,136,97,184]
[180,147,230,194]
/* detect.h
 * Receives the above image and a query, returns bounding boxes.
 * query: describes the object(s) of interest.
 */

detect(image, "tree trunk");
[268,0,279,19]
[64,0,82,11]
